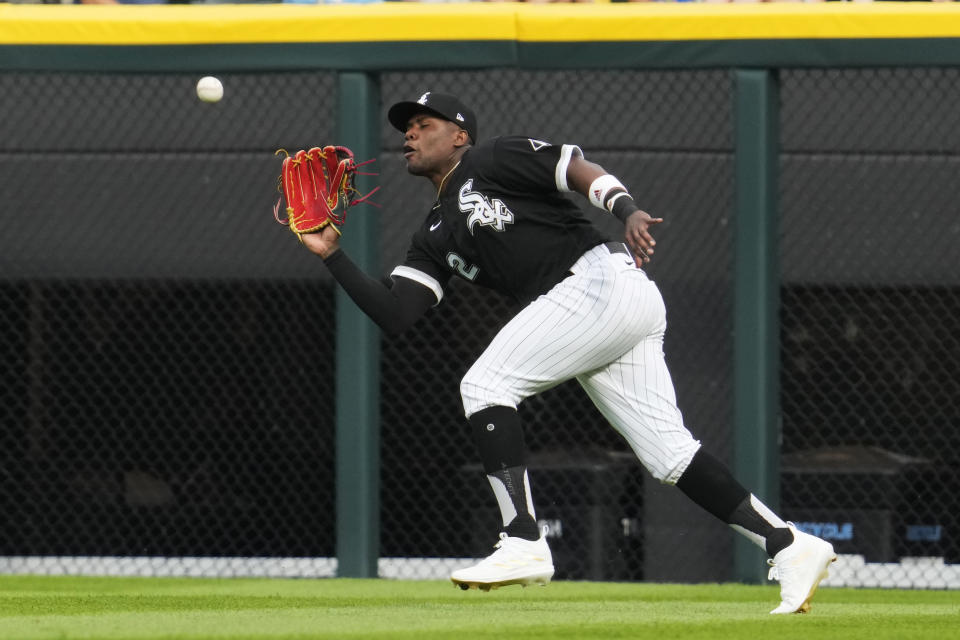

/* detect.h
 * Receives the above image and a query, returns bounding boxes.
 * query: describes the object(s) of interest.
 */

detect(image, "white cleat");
[451,530,555,591]
[767,523,837,614]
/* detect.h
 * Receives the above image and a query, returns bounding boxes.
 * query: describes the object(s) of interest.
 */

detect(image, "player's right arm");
[484,137,661,265]
[566,155,662,265]
[299,228,435,335]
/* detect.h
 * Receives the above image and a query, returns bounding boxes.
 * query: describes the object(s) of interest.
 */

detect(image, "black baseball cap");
[388,92,478,144]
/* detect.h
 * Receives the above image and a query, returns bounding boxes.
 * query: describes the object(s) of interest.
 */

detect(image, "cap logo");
[456,113,465,122]
[417,92,430,105]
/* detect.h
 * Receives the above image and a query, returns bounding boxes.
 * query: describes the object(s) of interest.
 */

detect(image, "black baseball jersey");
[391,136,611,305]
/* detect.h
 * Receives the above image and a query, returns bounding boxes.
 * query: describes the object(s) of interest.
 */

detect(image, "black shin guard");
[468,406,527,473]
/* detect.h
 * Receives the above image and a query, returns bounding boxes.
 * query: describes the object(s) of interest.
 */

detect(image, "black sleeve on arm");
[323,249,436,335]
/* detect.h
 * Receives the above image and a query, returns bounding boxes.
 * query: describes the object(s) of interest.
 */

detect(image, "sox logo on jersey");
[458,179,515,235]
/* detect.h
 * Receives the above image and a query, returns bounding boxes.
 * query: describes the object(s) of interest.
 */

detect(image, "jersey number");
[446,252,479,281]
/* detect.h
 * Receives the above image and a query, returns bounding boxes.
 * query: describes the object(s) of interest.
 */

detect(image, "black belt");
[604,241,630,257]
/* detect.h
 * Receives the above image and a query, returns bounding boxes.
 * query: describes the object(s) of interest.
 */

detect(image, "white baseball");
[196,76,224,103]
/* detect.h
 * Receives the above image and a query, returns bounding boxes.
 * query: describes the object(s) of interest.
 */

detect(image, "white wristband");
[588,175,627,211]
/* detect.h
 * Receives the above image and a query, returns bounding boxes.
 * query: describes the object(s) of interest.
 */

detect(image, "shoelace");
[482,532,544,567]
[476,533,514,565]
[767,559,780,581]
[767,521,796,581]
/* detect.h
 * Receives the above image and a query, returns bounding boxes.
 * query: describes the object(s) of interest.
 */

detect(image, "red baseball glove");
[273,145,378,237]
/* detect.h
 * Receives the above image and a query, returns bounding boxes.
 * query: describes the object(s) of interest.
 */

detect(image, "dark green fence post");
[335,72,381,578]
[733,68,781,584]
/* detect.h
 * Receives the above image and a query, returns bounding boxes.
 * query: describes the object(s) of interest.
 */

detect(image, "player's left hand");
[299,225,342,259]
[624,210,663,266]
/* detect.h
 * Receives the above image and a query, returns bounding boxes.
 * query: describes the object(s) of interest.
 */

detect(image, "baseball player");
[297,92,836,614]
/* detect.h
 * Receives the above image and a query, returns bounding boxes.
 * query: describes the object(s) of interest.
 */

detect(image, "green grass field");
[0,575,957,640]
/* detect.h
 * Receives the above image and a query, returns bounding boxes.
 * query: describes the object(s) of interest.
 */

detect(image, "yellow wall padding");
[4,4,960,47]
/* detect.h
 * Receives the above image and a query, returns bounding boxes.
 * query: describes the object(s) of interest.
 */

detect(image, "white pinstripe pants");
[460,243,701,484]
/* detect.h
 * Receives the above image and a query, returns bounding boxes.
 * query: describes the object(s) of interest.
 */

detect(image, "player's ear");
[453,128,470,148]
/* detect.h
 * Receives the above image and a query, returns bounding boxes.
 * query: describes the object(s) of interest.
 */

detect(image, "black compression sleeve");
[322,250,436,335]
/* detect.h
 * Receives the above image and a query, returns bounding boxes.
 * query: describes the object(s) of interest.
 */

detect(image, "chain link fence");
[1,71,341,577]
[1,66,957,587]
[779,68,960,588]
